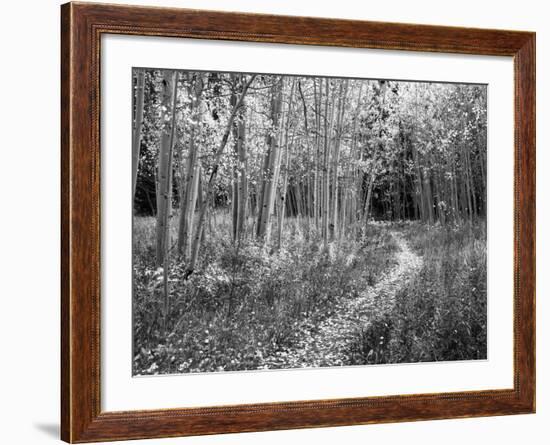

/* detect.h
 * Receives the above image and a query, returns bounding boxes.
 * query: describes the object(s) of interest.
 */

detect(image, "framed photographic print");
[61,2,535,442]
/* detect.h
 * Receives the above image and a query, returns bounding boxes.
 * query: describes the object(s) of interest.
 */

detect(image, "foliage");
[346,222,487,364]
[132,214,399,374]
[131,68,488,374]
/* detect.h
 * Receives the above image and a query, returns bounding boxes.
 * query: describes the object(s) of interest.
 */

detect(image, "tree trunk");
[298,80,313,223]
[412,83,425,222]
[155,71,178,333]
[361,171,375,226]
[322,80,336,247]
[184,75,256,278]
[177,75,204,259]
[257,77,284,242]
[155,70,178,266]
[277,131,292,249]
[237,112,248,240]
[329,80,349,240]
[132,69,146,201]
[229,74,249,243]
[313,79,321,231]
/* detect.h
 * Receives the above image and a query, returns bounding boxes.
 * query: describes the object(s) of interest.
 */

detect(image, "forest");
[132,68,487,375]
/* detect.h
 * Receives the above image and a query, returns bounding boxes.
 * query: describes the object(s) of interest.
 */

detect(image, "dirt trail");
[263,231,423,369]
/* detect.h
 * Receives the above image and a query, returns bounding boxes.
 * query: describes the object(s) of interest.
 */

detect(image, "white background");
[0,0,546,444]
[102,35,514,411]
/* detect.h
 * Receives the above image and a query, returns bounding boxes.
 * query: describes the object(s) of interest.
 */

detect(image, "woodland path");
[263,230,423,369]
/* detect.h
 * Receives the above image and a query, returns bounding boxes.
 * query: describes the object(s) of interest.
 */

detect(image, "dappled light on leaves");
[131,69,487,375]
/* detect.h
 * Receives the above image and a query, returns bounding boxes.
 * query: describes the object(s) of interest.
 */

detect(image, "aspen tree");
[184,75,256,279]
[230,74,249,242]
[257,77,284,242]
[155,70,178,266]
[132,69,146,200]
[177,74,204,259]
[329,80,349,239]
[322,80,336,247]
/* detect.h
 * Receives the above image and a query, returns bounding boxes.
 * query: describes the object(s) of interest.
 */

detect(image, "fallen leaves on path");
[262,231,423,369]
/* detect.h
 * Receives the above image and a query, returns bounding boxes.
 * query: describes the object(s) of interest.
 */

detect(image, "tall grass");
[347,221,487,365]
[132,210,397,374]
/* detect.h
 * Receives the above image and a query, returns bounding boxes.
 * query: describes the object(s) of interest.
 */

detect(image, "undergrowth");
[133,212,398,374]
[346,221,487,365]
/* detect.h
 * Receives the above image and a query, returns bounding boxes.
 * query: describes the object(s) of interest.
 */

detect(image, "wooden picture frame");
[61,2,535,442]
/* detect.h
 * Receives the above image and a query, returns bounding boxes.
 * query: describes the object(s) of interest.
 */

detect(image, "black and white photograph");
[132,69,487,376]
